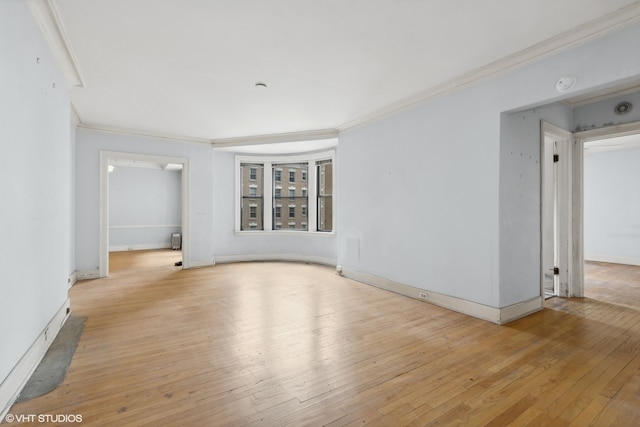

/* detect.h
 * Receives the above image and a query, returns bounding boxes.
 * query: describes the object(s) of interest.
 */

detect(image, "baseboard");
[75,268,100,281]
[340,269,542,325]
[499,297,543,324]
[585,254,640,267]
[213,253,337,267]
[0,300,70,421]
[187,258,215,269]
[69,271,77,287]
[109,243,172,252]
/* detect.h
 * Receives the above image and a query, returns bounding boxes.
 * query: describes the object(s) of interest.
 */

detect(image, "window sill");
[234,230,336,237]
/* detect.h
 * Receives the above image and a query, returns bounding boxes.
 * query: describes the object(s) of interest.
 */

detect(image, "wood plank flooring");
[5,252,640,426]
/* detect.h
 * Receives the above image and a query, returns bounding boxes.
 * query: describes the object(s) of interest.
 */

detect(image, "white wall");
[76,129,214,269]
[573,90,640,131]
[109,166,182,251]
[75,130,338,272]
[499,103,573,306]
[584,147,640,265]
[338,21,640,310]
[339,87,501,307]
[0,0,71,390]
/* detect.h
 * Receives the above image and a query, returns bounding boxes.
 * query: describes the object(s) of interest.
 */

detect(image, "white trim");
[235,151,335,233]
[572,135,585,298]
[0,300,70,421]
[499,297,544,324]
[187,258,215,269]
[585,254,640,267]
[566,84,640,108]
[340,269,542,325]
[109,224,181,229]
[574,121,640,297]
[541,121,575,298]
[213,129,338,148]
[109,243,173,252]
[24,0,85,88]
[233,230,336,237]
[75,268,100,280]
[574,121,640,142]
[100,151,190,276]
[214,254,337,267]
[69,271,77,287]
[338,3,640,132]
[78,123,212,145]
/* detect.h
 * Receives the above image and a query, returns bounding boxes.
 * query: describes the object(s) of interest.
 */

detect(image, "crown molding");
[564,83,640,107]
[211,128,339,148]
[76,123,213,145]
[338,2,640,132]
[25,0,85,88]
[76,122,339,147]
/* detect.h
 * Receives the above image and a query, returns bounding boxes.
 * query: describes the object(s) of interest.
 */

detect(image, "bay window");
[236,152,334,233]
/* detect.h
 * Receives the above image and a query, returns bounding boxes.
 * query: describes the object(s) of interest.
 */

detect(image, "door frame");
[541,121,575,297]
[99,150,191,277]
[573,120,640,287]
[543,120,640,299]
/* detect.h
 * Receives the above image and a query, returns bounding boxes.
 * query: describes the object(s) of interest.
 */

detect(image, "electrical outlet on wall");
[419,292,428,300]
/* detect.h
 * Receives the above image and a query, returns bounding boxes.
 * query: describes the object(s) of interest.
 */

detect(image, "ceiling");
[35,0,640,145]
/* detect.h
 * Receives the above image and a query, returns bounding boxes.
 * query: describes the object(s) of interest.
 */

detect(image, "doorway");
[99,151,190,277]
[542,120,640,301]
[579,125,640,304]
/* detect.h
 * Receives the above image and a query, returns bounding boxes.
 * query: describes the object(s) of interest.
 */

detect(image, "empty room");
[2,0,640,425]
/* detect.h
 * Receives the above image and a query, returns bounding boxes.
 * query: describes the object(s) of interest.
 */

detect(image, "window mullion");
[264,161,273,231]
[308,161,318,232]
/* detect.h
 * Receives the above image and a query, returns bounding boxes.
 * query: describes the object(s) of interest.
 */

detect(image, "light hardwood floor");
[6,252,640,426]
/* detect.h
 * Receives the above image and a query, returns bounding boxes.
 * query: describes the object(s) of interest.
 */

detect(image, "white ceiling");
[45,0,640,144]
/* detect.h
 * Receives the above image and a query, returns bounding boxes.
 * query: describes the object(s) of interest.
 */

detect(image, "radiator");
[171,233,181,250]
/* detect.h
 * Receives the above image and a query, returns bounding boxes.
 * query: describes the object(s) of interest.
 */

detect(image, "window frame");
[235,151,335,234]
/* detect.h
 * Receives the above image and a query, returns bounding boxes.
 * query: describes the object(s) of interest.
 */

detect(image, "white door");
[541,122,573,298]
[541,134,558,297]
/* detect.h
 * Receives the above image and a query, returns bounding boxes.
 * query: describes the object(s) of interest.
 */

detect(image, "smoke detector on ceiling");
[556,76,576,92]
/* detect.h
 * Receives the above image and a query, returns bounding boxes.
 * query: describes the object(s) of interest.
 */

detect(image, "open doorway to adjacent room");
[581,130,640,308]
[99,151,190,277]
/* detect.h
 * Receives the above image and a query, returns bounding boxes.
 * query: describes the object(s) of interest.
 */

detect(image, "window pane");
[273,163,308,231]
[241,163,263,230]
[317,160,333,232]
